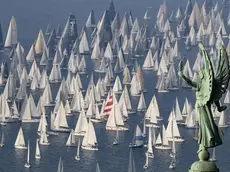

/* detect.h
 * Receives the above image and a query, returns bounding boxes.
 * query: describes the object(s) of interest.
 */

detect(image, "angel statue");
[178,43,230,154]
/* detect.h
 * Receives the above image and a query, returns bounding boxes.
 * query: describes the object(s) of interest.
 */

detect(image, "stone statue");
[178,44,230,171]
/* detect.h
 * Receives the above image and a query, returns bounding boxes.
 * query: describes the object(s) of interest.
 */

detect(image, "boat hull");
[35,155,41,159]
[24,163,31,168]
[52,128,71,132]
[14,145,27,149]
[81,145,98,151]
[168,137,184,142]
[106,126,129,131]
[21,119,40,123]
[155,145,171,150]
[129,144,143,148]
[39,142,50,146]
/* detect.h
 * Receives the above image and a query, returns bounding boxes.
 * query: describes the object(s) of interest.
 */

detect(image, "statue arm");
[178,60,198,88]
[179,72,198,88]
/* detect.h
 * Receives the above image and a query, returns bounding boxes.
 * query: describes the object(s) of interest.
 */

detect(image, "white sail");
[143,49,154,70]
[137,92,147,111]
[53,102,69,130]
[14,127,27,149]
[74,110,88,135]
[224,90,230,104]
[26,45,36,62]
[113,76,122,93]
[66,130,76,146]
[5,16,17,47]
[218,111,229,127]
[174,97,183,121]
[81,121,98,150]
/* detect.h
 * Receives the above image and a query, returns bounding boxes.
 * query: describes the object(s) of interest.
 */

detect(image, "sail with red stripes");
[103,92,113,116]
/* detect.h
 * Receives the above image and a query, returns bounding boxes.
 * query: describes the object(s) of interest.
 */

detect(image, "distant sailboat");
[155,125,171,150]
[66,130,76,146]
[169,117,176,169]
[75,138,81,161]
[81,121,98,151]
[143,150,149,169]
[146,127,154,158]
[35,139,41,159]
[14,127,27,149]
[129,125,144,148]
[24,140,31,168]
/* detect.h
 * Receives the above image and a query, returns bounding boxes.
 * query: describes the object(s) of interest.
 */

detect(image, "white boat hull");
[39,142,50,145]
[22,119,40,123]
[75,156,80,161]
[52,128,71,132]
[24,163,31,168]
[90,119,103,123]
[81,145,98,151]
[168,137,185,142]
[35,155,41,159]
[14,145,27,149]
[142,67,154,70]
[106,126,129,131]
[155,145,171,150]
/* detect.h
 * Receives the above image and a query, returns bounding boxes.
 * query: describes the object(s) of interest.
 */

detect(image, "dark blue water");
[0,0,230,172]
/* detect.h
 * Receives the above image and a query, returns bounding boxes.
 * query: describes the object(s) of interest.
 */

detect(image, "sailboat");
[0,110,7,126]
[81,121,98,151]
[155,125,171,150]
[169,118,176,169]
[146,127,154,158]
[209,148,216,162]
[24,140,31,168]
[74,107,87,131]
[166,109,184,142]
[113,129,119,145]
[35,139,41,159]
[39,130,50,145]
[143,150,149,169]
[137,92,147,112]
[14,127,27,149]
[75,138,81,161]
[53,102,70,132]
[129,125,144,148]
[66,130,76,146]
[218,111,229,128]
[106,103,128,131]
[0,131,4,147]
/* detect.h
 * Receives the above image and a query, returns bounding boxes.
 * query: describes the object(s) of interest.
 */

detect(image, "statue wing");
[197,44,214,106]
[212,44,230,100]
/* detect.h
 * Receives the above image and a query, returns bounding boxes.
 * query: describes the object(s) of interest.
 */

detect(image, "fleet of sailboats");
[1,0,230,170]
